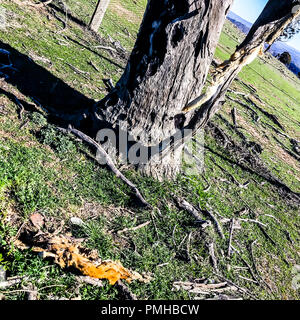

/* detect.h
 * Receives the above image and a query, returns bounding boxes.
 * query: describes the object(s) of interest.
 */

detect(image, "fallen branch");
[93,45,117,53]
[88,60,100,72]
[209,155,247,188]
[116,221,151,234]
[235,78,257,93]
[66,63,90,80]
[213,273,257,300]
[228,89,249,97]
[231,107,237,127]
[201,207,225,239]
[14,97,24,120]
[263,122,296,142]
[66,127,150,208]
[239,218,267,228]
[173,280,238,295]
[116,280,137,300]
[76,276,103,288]
[0,278,22,289]
[227,218,235,257]
[207,242,219,271]
[174,197,210,228]
[232,247,260,285]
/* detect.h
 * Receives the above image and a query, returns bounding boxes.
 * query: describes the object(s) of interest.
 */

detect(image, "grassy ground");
[0,0,299,300]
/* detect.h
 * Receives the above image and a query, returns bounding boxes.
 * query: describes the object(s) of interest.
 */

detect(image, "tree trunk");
[89,0,110,32]
[91,0,300,180]
[93,0,233,178]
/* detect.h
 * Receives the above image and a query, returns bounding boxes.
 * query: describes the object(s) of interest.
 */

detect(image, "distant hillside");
[227,11,300,76]
[227,11,251,34]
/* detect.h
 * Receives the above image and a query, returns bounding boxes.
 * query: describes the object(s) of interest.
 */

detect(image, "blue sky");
[231,0,300,51]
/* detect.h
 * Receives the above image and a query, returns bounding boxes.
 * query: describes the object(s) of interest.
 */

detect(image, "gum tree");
[82,0,300,179]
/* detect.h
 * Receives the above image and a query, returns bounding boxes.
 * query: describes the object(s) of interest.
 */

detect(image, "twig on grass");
[64,127,151,208]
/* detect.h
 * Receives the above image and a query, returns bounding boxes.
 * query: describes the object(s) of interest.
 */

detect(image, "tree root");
[60,126,151,208]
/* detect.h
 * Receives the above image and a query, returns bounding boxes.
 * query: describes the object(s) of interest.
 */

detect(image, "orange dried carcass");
[28,235,149,285]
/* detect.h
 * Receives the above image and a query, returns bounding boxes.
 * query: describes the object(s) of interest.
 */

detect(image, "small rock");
[30,213,45,229]
[70,217,84,226]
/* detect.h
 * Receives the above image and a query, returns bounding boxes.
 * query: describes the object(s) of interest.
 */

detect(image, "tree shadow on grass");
[0,41,95,112]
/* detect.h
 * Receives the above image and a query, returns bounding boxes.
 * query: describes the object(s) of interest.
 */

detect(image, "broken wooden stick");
[212,273,257,300]
[202,207,225,239]
[174,197,210,228]
[227,218,235,257]
[231,107,237,127]
[116,280,137,300]
[67,127,151,208]
[173,280,237,295]
[66,63,90,80]
[116,221,151,234]
[207,242,219,271]
[0,278,22,289]
[76,275,103,288]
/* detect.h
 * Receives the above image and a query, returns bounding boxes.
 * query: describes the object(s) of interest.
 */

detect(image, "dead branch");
[264,122,296,141]
[67,127,151,208]
[249,240,259,275]
[0,278,22,289]
[66,63,90,80]
[88,60,100,72]
[173,280,238,295]
[227,218,235,257]
[116,280,137,300]
[231,107,237,127]
[257,225,277,246]
[213,273,257,300]
[210,155,248,189]
[116,221,151,234]
[201,207,225,239]
[235,78,257,93]
[207,242,219,271]
[234,248,260,285]
[228,89,249,97]
[239,218,267,228]
[93,45,117,53]
[76,275,103,287]
[14,97,25,120]
[273,136,300,162]
[174,197,209,227]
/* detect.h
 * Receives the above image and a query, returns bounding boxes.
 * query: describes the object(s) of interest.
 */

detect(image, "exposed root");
[64,127,151,208]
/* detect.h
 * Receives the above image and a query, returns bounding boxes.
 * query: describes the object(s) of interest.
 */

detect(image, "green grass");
[0,1,299,300]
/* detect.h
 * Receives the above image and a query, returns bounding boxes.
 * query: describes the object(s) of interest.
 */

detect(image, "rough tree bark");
[90,0,300,180]
[93,0,233,178]
[89,0,110,32]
